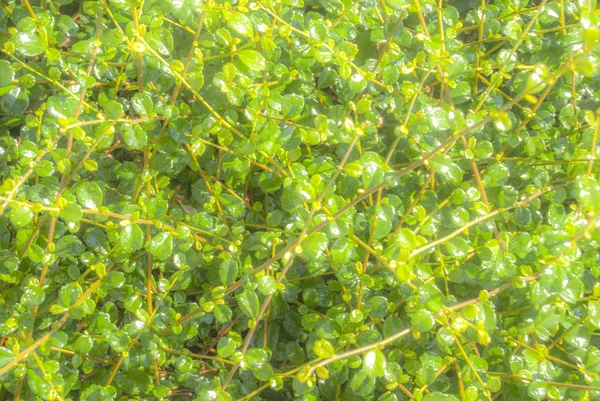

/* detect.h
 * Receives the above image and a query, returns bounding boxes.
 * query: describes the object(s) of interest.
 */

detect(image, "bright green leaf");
[238,49,266,71]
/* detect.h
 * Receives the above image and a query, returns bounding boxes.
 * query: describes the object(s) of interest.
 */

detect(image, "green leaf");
[153,385,170,399]
[447,54,467,77]
[293,376,315,395]
[147,27,173,56]
[0,347,14,369]
[83,227,109,254]
[331,238,355,264]
[55,235,84,258]
[58,282,83,308]
[115,370,153,396]
[123,125,148,150]
[563,324,592,348]
[430,155,463,186]
[131,92,153,116]
[104,100,124,119]
[219,259,239,286]
[482,163,510,187]
[361,152,385,189]
[13,32,46,56]
[21,284,45,308]
[120,224,144,252]
[348,74,367,93]
[104,270,125,289]
[108,330,131,352]
[362,350,386,378]
[188,71,204,90]
[300,232,328,261]
[246,348,269,368]
[217,337,236,358]
[528,381,549,400]
[383,315,404,338]
[372,205,393,239]
[238,50,266,71]
[0,60,14,86]
[74,335,94,353]
[313,339,335,358]
[281,181,316,211]
[419,283,444,313]
[589,301,600,329]
[34,160,55,177]
[214,304,233,324]
[395,263,414,282]
[510,231,532,258]
[258,275,277,295]
[427,107,451,131]
[77,182,104,209]
[224,11,254,38]
[0,251,19,274]
[350,369,376,397]
[81,384,117,401]
[147,232,173,261]
[411,310,435,332]
[124,294,142,312]
[27,369,51,399]
[386,0,408,9]
[575,176,600,213]
[423,393,459,401]
[57,158,72,175]
[445,237,471,259]
[236,289,259,318]
[253,363,274,381]
[0,87,29,114]
[10,206,33,227]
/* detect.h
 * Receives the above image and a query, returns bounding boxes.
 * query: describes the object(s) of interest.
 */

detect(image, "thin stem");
[486,372,600,392]
[409,184,565,259]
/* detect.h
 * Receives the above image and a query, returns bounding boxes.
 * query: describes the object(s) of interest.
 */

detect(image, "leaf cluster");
[1,0,600,400]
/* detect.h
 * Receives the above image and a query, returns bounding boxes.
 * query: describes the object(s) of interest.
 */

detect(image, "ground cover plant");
[0,0,600,399]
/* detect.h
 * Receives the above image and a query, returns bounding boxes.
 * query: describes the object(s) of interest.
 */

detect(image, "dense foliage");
[1,0,600,399]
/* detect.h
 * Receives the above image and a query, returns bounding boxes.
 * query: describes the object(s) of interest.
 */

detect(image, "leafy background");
[1,0,600,400]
